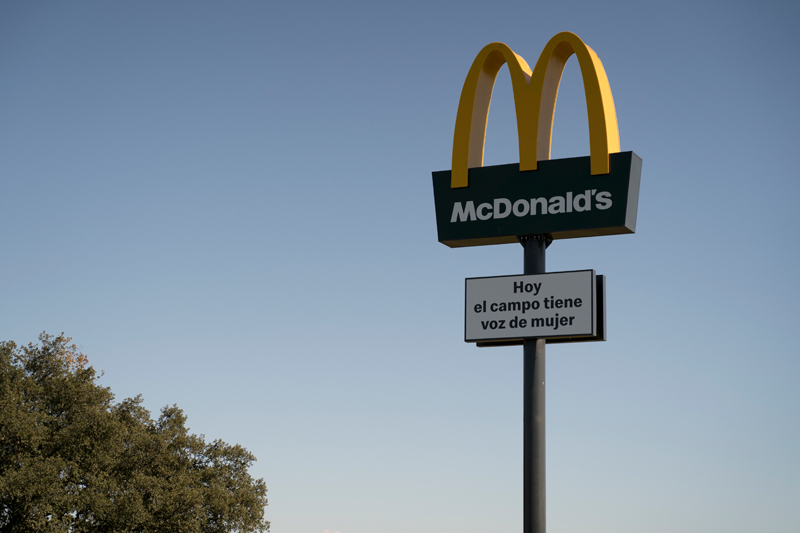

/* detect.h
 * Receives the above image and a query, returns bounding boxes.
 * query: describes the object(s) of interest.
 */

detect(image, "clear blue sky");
[2,1,799,532]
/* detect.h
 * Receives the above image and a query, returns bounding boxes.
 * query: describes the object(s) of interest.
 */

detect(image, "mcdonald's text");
[450,189,612,223]
[433,152,641,247]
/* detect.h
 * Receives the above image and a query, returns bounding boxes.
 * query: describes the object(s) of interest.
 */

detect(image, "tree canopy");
[0,333,269,532]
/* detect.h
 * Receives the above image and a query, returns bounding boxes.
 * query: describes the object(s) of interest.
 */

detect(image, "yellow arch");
[451,32,620,188]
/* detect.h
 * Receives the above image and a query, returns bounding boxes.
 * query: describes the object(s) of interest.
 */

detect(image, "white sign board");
[465,270,596,343]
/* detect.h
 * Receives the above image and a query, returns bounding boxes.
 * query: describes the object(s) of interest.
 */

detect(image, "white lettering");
[493,198,512,219]
[450,201,476,222]
[476,202,493,220]
[531,198,548,215]
[512,199,530,217]
[595,191,612,210]
[573,190,592,212]
[548,196,565,214]
[449,191,614,222]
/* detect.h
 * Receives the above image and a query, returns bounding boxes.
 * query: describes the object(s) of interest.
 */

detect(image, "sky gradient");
[2,2,799,532]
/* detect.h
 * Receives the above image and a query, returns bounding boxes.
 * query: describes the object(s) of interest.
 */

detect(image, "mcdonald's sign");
[432,32,642,247]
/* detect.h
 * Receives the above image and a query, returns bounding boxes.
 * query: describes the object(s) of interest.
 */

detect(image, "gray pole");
[521,235,548,533]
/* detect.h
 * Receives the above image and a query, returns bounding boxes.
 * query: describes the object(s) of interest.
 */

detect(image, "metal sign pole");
[521,235,549,533]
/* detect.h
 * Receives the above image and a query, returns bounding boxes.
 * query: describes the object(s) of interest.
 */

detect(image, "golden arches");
[451,32,620,188]
[452,43,536,189]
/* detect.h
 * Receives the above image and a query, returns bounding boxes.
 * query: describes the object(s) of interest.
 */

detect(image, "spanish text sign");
[465,270,596,343]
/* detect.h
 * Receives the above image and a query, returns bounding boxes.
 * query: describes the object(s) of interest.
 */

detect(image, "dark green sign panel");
[432,152,641,247]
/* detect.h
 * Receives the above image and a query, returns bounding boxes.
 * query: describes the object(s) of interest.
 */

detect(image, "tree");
[0,333,269,532]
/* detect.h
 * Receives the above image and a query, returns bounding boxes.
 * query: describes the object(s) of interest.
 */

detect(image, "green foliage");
[0,333,269,532]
